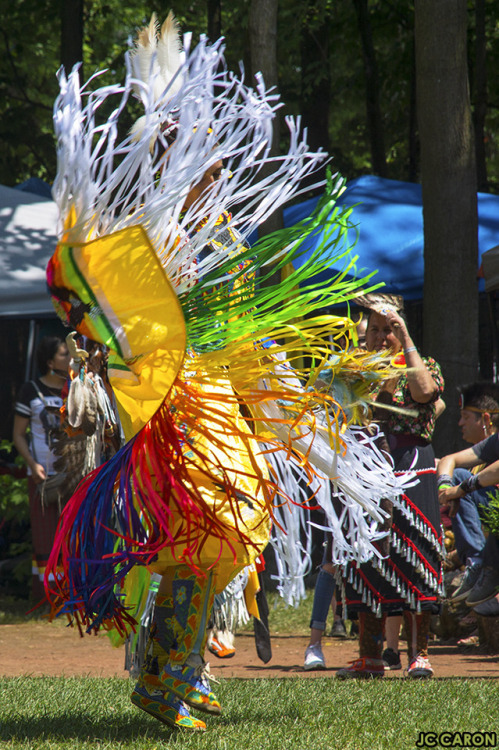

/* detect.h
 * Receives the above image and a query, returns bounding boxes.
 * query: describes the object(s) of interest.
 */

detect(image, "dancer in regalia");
[45,14,416,730]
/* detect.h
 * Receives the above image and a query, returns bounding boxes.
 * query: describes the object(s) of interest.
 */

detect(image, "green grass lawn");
[1,676,498,750]
[1,594,498,749]
[239,588,314,634]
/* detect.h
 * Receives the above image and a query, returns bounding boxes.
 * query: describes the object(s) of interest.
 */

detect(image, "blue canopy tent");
[284,174,499,300]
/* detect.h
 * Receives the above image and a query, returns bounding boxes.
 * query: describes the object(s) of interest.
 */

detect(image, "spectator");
[438,404,499,608]
[12,336,70,601]
[441,383,499,603]
[303,314,368,670]
[335,297,444,679]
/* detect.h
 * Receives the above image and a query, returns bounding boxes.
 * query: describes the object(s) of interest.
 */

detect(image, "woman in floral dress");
[336,303,444,679]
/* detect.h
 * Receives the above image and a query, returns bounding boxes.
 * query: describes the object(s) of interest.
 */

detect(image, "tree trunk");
[207,0,222,43]
[300,5,331,187]
[408,38,418,183]
[352,0,387,177]
[249,0,282,239]
[474,0,488,192]
[415,0,479,455]
[60,0,84,78]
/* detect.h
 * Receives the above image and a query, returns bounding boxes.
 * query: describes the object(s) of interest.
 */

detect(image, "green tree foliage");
[0,0,247,186]
[0,440,30,593]
[479,489,499,538]
[1,0,61,184]
[2,1,499,190]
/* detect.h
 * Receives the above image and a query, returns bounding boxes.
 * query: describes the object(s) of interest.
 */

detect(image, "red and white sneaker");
[336,657,384,679]
[407,654,433,679]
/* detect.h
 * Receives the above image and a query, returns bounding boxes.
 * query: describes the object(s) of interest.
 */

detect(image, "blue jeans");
[451,468,491,566]
[309,567,336,631]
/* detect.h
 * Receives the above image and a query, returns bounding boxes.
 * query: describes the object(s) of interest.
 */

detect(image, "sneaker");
[131,680,206,731]
[207,636,236,659]
[407,654,433,679]
[336,657,384,679]
[382,647,402,671]
[329,619,348,638]
[159,661,221,715]
[450,563,482,602]
[304,643,326,671]
[466,567,499,607]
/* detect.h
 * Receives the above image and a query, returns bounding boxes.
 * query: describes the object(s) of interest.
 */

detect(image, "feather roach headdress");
[129,12,185,145]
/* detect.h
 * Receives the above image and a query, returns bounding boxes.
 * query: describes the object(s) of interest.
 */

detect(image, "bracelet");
[458,475,482,495]
[404,346,417,354]
[437,474,453,489]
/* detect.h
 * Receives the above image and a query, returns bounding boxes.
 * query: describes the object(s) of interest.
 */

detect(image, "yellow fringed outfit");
[43,16,415,730]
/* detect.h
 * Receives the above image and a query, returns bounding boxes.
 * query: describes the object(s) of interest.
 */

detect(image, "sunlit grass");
[239,590,314,635]
[1,675,498,749]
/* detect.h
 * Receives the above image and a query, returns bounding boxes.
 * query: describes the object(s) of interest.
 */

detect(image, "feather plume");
[353,292,404,314]
[137,13,158,48]
[81,380,99,436]
[67,377,85,429]
[129,12,185,143]
[130,12,184,103]
[130,14,158,99]
[156,11,184,99]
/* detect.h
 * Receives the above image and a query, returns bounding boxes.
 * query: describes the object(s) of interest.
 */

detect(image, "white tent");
[0,184,58,317]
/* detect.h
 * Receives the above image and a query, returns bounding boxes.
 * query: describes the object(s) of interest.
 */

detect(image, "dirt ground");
[1,621,498,679]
